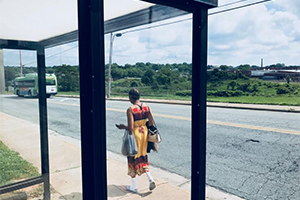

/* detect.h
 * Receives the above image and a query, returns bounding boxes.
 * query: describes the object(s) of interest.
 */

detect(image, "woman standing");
[117,88,156,192]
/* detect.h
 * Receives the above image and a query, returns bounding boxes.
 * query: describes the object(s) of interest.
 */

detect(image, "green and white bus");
[14,73,58,98]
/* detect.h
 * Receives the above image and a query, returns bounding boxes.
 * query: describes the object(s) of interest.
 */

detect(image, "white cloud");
[208,0,300,66]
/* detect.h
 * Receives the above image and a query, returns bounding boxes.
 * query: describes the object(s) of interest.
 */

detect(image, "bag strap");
[135,103,158,130]
[148,106,158,129]
[134,103,143,111]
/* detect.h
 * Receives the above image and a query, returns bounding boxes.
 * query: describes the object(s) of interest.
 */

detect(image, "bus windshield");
[46,80,56,85]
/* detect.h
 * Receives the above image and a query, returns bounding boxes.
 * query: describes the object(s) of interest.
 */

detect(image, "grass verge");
[207,96,300,106]
[0,141,39,187]
[57,91,300,106]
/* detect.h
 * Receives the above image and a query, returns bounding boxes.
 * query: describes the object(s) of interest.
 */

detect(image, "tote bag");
[121,130,138,156]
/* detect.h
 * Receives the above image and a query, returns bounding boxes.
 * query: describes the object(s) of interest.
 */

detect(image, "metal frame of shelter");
[0,0,217,199]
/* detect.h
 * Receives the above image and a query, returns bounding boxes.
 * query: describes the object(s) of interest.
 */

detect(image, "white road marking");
[59,98,69,102]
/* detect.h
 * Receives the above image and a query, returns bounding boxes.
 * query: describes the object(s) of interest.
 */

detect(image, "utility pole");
[19,50,23,76]
[107,32,122,98]
[261,58,263,68]
[107,33,113,98]
[0,49,5,93]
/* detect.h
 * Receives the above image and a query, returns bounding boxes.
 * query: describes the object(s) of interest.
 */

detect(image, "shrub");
[151,82,159,90]
[251,84,259,92]
[276,87,290,94]
[227,81,237,90]
[237,83,251,92]
[175,90,192,96]
[130,82,138,87]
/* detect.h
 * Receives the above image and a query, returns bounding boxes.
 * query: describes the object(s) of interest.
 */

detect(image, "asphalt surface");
[0,95,300,200]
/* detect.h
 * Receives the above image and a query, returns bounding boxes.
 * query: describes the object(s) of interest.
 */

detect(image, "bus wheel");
[28,91,32,97]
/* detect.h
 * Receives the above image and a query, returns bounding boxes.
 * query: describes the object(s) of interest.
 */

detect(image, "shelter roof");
[0,0,216,49]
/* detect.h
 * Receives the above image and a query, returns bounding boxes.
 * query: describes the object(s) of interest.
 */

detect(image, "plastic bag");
[121,130,138,156]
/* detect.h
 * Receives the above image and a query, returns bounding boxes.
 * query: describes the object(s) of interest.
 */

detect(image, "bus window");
[46,80,56,85]
[23,80,35,87]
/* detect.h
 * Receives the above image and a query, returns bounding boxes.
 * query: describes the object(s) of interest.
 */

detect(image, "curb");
[55,95,300,113]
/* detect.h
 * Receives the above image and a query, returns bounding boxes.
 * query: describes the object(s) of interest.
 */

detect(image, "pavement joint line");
[52,166,81,174]
[178,180,191,188]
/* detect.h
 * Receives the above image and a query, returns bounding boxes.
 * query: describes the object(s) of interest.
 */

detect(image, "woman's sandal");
[126,186,137,193]
[149,181,156,190]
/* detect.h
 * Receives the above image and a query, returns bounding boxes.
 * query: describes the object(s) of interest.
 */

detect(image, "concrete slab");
[0,112,246,200]
[50,167,82,196]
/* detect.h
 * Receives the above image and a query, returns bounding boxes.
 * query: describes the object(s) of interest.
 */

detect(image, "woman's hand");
[117,124,127,130]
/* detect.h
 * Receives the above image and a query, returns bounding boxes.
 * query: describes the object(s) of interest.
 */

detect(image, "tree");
[286,76,291,84]
[227,81,237,90]
[156,74,171,85]
[251,65,260,69]
[141,69,155,85]
[207,65,214,69]
[53,65,79,91]
[219,65,229,71]
[237,64,250,71]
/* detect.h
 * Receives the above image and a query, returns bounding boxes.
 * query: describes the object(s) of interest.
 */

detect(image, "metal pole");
[37,47,50,200]
[78,0,107,199]
[191,6,208,200]
[0,49,5,93]
[107,33,114,98]
[19,50,23,77]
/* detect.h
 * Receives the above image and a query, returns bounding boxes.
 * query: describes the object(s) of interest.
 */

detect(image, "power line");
[46,45,78,60]
[122,0,272,35]
[122,17,192,35]
[124,0,256,35]
[217,0,251,9]
[23,45,78,66]
[209,0,272,15]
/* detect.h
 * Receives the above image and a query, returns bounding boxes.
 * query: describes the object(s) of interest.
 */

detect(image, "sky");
[2,0,300,67]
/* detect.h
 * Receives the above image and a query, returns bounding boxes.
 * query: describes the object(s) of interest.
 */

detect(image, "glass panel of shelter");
[105,2,193,200]
[0,49,42,198]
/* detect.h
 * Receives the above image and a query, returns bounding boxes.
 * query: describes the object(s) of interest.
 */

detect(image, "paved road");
[0,95,300,200]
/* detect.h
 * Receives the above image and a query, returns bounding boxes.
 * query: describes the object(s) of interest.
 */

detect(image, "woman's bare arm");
[126,108,134,132]
[117,108,134,131]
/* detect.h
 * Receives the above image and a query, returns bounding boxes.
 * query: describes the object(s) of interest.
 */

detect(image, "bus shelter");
[0,0,217,199]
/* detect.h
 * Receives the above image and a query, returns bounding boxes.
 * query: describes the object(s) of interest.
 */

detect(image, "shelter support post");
[37,47,50,200]
[191,6,208,200]
[77,0,107,199]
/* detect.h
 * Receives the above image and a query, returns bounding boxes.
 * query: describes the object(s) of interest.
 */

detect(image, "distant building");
[263,70,300,81]
[251,70,271,77]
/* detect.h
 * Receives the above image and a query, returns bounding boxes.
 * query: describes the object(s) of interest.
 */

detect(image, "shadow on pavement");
[111,185,152,198]
[58,192,82,200]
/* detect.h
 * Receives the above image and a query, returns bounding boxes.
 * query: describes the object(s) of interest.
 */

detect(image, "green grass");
[111,94,191,101]
[0,141,39,186]
[207,96,300,106]
[55,80,300,106]
[0,91,14,95]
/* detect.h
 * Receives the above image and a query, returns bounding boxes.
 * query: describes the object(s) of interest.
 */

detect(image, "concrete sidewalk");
[0,112,244,200]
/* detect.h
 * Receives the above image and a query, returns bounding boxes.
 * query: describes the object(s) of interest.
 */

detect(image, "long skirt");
[127,125,149,177]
